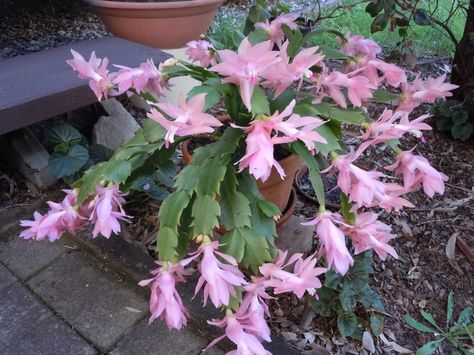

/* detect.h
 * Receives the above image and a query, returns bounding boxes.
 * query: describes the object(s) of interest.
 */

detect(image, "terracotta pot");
[84,0,224,49]
[181,140,303,213]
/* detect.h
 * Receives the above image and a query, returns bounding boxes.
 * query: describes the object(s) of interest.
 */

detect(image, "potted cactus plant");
[21,3,455,352]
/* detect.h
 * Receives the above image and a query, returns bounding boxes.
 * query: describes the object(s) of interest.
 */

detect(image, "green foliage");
[404,292,474,354]
[433,100,473,141]
[220,174,277,273]
[311,251,385,338]
[303,0,465,55]
[46,123,112,182]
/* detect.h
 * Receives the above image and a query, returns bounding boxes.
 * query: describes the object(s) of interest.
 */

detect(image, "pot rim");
[84,0,223,10]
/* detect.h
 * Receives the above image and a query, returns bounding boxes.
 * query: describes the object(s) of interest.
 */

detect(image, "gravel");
[0,0,109,59]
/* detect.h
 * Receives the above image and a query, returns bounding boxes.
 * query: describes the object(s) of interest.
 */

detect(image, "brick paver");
[0,282,96,355]
[28,252,148,352]
[110,318,223,355]
[0,237,68,280]
[0,263,16,292]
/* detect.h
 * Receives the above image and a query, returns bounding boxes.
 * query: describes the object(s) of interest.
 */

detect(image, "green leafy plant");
[404,292,474,355]
[311,249,386,339]
[432,100,473,141]
[46,123,112,183]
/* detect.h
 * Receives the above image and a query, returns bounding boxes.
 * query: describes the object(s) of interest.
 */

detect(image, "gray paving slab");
[0,263,16,291]
[110,318,224,355]
[0,282,96,355]
[0,236,68,280]
[28,252,148,352]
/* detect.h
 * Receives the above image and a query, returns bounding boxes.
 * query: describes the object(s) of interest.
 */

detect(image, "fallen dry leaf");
[362,331,376,353]
[379,334,413,354]
[445,233,458,261]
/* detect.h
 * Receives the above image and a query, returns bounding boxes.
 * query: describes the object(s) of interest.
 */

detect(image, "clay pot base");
[85,0,224,49]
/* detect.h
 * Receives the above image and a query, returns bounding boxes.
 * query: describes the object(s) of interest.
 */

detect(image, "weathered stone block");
[0,128,57,188]
[110,318,223,355]
[92,98,140,151]
[0,263,16,292]
[0,237,68,280]
[0,283,96,355]
[28,252,148,352]
[275,215,314,256]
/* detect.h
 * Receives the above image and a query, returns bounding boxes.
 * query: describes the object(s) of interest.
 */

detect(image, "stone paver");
[110,318,223,355]
[0,282,96,355]
[28,252,148,352]
[0,263,16,291]
[0,237,68,279]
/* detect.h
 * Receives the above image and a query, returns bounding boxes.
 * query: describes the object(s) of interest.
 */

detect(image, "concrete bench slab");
[0,36,169,135]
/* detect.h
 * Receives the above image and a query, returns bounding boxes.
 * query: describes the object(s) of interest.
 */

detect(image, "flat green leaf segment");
[220,174,277,273]
[156,128,244,261]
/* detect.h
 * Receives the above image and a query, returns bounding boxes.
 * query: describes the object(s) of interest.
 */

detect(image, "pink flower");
[113,59,167,97]
[386,150,448,197]
[67,50,115,100]
[139,262,189,330]
[20,210,65,242]
[357,109,432,155]
[303,212,353,275]
[342,212,398,260]
[185,40,217,67]
[210,38,280,111]
[264,42,325,97]
[398,75,459,113]
[326,153,413,212]
[259,251,326,298]
[235,100,326,181]
[339,34,381,60]
[19,189,89,242]
[184,241,247,308]
[373,183,415,212]
[256,13,299,47]
[326,154,386,208]
[413,74,458,103]
[148,93,222,147]
[322,71,376,108]
[207,313,271,355]
[270,100,327,152]
[89,184,129,238]
[365,60,407,87]
[236,119,286,182]
[239,279,273,342]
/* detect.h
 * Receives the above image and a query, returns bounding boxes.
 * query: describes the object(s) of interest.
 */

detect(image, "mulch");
[0,0,109,59]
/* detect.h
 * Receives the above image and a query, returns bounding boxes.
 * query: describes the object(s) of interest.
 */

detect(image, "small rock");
[275,215,313,256]
[282,331,298,341]
[92,98,140,151]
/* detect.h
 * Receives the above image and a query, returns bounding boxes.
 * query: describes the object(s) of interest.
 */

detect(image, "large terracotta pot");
[84,0,224,49]
[181,141,302,213]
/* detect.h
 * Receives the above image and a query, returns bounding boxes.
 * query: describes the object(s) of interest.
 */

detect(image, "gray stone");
[0,263,16,291]
[0,283,96,355]
[275,215,314,256]
[28,252,148,352]
[92,98,140,151]
[0,237,68,280]
[0,128,57,188]
[110,318,224,355]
